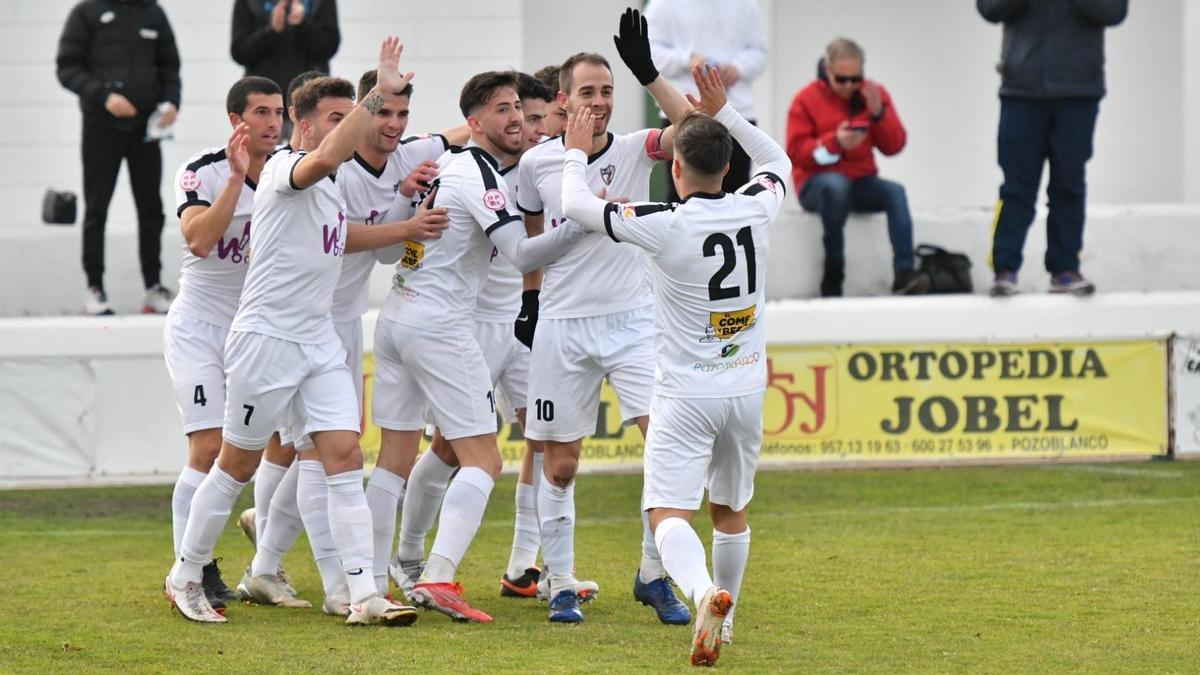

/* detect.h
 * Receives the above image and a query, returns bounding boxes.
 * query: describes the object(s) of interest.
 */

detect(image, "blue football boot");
[633,570,691,625]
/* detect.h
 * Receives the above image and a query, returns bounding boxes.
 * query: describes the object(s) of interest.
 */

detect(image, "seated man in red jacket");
[785,38,927,297]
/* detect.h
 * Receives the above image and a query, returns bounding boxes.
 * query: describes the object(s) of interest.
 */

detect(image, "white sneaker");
[721,620,734,645]
[346,594,419,626]
[691,588,733,667]
[84,287,114,316]
[389,558,424,600]
[142,284,174,314]
[537,574,600,603]
[242,573,311,608]
[322,590,351,617]
[237,508,256,548]
[164,575,226,623]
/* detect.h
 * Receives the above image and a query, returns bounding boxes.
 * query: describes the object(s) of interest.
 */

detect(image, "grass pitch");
[2,462,1199,673]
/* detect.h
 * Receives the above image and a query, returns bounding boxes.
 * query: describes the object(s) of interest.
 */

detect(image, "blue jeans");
[991,97,1099,275]
[799,173,915,272]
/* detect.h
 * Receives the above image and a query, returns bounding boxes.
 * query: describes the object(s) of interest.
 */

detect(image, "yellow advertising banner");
[360,340,1168,466]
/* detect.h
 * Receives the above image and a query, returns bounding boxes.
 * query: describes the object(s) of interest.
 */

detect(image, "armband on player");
[645,129,671,162]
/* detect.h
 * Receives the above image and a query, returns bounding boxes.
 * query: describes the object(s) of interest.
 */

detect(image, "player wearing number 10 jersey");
[562,49,790,666]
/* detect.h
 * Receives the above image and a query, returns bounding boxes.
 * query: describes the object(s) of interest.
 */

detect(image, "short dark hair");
[226,76,281,115]
[357,69,414,103]
[559,53,611,95]
[674,112,732,178]
[517,72,554,104]
[292,76,356,120]
[286,70,325,107]
[534,64,561,97]
[458,71,520,118]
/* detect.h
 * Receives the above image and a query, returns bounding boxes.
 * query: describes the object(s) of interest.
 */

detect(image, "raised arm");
[180,126,251,257]
[691,64,789,185]
[292,37,413,189]
[346,188,448,254]
[613,7,691,156]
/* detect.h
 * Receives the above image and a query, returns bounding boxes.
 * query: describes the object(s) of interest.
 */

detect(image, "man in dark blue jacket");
[57,0,181,315]
[979,0,1128,297]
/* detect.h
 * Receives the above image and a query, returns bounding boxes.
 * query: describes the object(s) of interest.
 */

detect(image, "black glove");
[613,7,659,86]
[514,290,539,348]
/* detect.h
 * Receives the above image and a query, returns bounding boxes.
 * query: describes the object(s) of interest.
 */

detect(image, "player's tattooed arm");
[346,187,448,254]
[181,124,250,257]
[292,37,414,189]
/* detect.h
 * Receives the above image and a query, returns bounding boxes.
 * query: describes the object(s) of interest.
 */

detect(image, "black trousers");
[662,117,756,202]
[81,117,164,290]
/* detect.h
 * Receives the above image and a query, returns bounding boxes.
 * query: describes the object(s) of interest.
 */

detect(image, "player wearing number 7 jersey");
[561,54,790,667]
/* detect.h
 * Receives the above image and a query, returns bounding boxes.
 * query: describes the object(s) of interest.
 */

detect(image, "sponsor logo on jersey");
[693,351,761,373]
[322,212,345,257]
[216,220,251,263]
[622,205,637,220]
[400,240,425,270]
[721,343,741,358]
[599,164,616,185]
[179,170,201,191]
[700,304,758,342]
[483,188,508,210]
[757,175,777,193]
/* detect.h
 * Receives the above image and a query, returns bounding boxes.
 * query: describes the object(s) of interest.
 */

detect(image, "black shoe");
[203,559,237,602]
[892,269,930,295]
[500,566,541,598]
[820,260,844,297]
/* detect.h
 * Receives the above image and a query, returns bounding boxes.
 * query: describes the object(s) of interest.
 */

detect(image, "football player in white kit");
[372,71,587,623]
[166,76,283,614]
[515,46,690,623]
[165,38,419,627]
[235,69,457,613]
[562,49,789,666]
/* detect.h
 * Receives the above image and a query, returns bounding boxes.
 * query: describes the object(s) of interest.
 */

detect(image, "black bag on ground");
[916,244,972,293]
[42,189,77,225]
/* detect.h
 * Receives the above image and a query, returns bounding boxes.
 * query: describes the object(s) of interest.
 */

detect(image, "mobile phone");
[847,123,869,133]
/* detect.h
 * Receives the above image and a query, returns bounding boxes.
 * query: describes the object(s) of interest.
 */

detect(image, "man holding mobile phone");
[784,37,925,298]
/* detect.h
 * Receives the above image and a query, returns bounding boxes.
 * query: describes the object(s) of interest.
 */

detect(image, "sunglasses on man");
[833,74,864,85]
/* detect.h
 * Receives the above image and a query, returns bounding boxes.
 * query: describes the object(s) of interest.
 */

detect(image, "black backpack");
[916,244,972,294]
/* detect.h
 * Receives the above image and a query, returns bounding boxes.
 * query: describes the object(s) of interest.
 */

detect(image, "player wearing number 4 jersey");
[165,76,283,615]
[166,38,420,627]
[564,13,790,666]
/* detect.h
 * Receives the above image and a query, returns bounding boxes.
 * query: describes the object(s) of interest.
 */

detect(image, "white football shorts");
[524,306,654,443]
[642,392,764,512]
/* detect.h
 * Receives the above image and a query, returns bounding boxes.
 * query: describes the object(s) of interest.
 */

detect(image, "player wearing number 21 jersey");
[562,81,789,666]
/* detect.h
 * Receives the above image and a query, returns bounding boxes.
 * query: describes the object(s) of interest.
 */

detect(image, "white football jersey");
[332,135,450,323]
[171,147,256,327]
[599,170,787,397]
[474,163,522,323]
[516,130,661,318]
[379,144,520,328]
[231,150,347,343]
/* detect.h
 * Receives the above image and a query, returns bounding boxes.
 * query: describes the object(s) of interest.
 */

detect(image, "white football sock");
[537,471,575,582]
[365,467,406,595]
[296,460,344,599]
[171,466,247,587]
[250,461,302,577]
[424,467,494,583]
[655,517,714,608]
[252,460,288,541]
[506,480,540,579]
[171,466,206,559]
[638,508,667,583]
[325,469,376,604]
[713,527,750,628]
[396,450,456,562]
[531,450,544,501]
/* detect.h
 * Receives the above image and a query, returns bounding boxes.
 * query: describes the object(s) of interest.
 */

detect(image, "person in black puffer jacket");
[231,0,340,139]
[978,0,1128,298]
[57,0,182,316]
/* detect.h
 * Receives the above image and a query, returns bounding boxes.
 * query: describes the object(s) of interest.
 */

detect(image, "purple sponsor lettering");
[322,212,345,257]
[216,220,251,263]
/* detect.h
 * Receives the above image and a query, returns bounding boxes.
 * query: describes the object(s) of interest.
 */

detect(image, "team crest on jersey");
[700,304,757,342]
[483,188,508,211]
[179,170,201,191]
[392,180,402,195]
[400,240,425,270]
[599,164,616,185]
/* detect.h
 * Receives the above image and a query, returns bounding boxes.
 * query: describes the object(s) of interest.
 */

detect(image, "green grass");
[2,463,1200,673]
